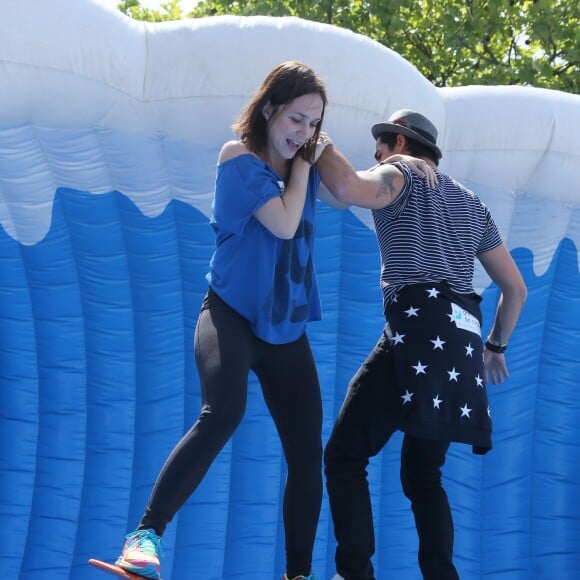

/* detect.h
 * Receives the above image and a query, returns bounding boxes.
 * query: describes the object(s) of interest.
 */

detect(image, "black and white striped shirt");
[372,163,502,310]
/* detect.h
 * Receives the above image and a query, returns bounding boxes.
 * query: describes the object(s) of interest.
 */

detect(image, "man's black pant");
[324,330,459,580]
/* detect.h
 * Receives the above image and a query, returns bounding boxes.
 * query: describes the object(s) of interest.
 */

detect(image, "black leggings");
[139,289,323,577]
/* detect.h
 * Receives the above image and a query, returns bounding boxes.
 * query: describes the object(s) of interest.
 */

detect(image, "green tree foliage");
[121,0,579,93]
[118,0,183,22]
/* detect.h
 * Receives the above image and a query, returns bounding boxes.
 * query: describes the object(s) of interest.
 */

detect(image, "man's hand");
[484,349,509,385]
[381,154,437,188]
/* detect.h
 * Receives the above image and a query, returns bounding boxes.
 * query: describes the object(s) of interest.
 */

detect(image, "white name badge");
[450,303,481,336]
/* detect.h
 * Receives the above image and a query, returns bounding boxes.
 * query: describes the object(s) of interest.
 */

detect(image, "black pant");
[139,289,323,577]
[324,331,459,580]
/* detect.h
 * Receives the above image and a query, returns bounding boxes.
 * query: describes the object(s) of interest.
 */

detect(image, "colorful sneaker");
[282,575,320,580]
[115,528,163,579]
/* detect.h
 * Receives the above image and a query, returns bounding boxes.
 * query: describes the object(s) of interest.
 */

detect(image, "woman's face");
[265,92,324,161]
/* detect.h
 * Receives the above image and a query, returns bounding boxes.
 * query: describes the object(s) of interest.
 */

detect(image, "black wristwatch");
[485,338,507,354]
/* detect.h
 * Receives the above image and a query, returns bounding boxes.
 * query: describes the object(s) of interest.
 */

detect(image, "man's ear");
[396,133,407,150]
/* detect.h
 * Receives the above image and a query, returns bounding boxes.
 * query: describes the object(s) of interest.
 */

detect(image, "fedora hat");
[371,109,442,160]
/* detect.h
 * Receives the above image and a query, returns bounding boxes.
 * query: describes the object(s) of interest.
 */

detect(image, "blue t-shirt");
[206,154,322,344]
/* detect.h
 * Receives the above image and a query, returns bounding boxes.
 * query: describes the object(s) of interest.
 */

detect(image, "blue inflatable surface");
[1,2,579,579]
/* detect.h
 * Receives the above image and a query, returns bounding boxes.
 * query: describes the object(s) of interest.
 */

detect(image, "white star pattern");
[386,286,492,451]
[404,305,420,317]
[412,361,428,375]
[391,332,405,345]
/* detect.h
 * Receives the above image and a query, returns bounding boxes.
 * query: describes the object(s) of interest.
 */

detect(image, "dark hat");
[371,109,442,160]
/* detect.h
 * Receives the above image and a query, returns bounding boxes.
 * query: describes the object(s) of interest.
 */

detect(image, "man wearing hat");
[317,110,527,579]
[371,108,443,162]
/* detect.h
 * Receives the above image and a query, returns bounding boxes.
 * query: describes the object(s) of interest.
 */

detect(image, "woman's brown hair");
[232,61,328,164]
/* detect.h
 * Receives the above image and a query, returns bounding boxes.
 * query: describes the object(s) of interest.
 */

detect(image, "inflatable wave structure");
[1,1,579,578]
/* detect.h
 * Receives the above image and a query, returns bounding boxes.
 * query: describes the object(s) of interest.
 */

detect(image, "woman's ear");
[262,102,273,121]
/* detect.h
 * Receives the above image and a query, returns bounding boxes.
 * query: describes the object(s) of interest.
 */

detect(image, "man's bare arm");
[478,243,527,384]
[316,144,405,210]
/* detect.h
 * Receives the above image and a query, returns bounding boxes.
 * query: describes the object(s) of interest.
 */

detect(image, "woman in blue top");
[114,61,331,580]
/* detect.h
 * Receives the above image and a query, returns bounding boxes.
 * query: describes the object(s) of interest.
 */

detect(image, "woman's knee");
[285,435,322,473]
[199,402,245,434]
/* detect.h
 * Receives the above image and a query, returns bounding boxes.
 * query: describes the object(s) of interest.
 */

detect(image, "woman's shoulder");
[218,141,261,166]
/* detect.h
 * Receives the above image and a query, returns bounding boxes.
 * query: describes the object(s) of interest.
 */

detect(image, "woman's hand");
[381,154,437,188]
[312,132,333,164]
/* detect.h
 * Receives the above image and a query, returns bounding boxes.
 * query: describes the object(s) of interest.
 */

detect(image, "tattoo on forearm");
[377,172,397,200]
